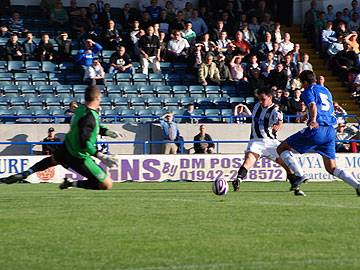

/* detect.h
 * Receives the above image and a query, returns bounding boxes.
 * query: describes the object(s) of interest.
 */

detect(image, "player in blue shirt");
[277,70,360,195]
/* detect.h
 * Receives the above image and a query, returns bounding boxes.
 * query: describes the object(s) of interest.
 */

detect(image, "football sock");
[237,166,248,181]
[333,168,359,189]
[26,156,57,176]
[280,150,304,178]
[22,169,34,178]
[75,180,100,190]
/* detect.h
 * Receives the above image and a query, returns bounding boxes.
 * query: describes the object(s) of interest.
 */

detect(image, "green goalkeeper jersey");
[65,104,108,159]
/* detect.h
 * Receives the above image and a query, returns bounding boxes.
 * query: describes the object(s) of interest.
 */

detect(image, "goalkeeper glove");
[105,130,121,138]
[96,152,118,168]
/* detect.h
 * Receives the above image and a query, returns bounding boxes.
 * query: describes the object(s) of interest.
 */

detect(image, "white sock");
[333,168,359,189]
[280,150,305,178]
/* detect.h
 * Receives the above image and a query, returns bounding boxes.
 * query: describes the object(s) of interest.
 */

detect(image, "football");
[212,179,229,196]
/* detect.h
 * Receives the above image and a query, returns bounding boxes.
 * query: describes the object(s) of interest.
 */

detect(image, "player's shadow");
[122,123,149,154]
[0,134,34,155]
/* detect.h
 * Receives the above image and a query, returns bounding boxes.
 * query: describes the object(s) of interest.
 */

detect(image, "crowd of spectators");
[304,0,360,103]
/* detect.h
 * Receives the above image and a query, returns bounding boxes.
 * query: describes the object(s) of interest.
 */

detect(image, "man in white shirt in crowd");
[167,30,190,63]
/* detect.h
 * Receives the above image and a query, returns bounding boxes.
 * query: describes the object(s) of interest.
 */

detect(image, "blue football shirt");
[301,84,337,126]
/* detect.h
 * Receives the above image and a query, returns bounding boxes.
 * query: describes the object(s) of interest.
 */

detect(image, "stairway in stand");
[283,25,359,120]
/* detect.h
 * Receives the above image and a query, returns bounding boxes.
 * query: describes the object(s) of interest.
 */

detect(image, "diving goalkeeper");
[1,85,120,190]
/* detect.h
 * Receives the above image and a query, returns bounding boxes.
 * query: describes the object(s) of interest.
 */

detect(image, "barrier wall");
[0,123,306,155]
[1,153,359,183]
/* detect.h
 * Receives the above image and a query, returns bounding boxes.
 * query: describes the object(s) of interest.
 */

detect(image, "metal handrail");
[1,139,359,155]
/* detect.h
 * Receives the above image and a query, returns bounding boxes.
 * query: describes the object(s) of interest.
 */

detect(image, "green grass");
[0,182,359,270]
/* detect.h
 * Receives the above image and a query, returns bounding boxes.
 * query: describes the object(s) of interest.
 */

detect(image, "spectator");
[181,21,196,45]
[248,68,266,94]
[257,31,273,60]
[182,103,198,123]
[164,1,176,21]
[158,9,170,34]
[22,32,37,60]
[249,16,261,39]
[259,13,274,36]
[188,9,208,36]
[64,101,78,123]
[233,103,251,123]
[336,123,355,152]
[216,31,231,53]
[70,8,91,38]
[211,20,225,41]
[268,63,288,89]
[160,112,180,154]
[348,12,360,31]
[187,43,204,73]
[246,54,261,77]
[98,3,116,28]
[327,34,344,56]
[283,53,298,81]
[139,26,161,75]
[272,22,282,44]
[101,20,122,49]
[291,44,302,66]
[304,0,320,40]
[298,53,313,73]
[318,75,326,87]
[193,125,215,154]
[170,11,186,33]
[231,31,251,56]
[166,30,190,63]
[350,0,360,16]
[158,31,167,61]
[8,12,24,34]
[279,32,294,56]
[37,34,55,61]
[333,101,348,124]
[241,22,257,46]
[336,21,349,37]
[345,32,360,54]
[109,46,133,74]
[325,4,335,22]
[50,1,69,28]
[287,89,302,116]
[75,39,103,69]
[140,11,152,29]
[0,26,11,38]
[42,127,61,155]
[260,51,276,78]
[56,32,72,62]
[87,3,100,30]
[146,0,162,21]
[183,2,193,21]
[272,42,284,64]
[119,3,135,30]
[5,34,23,61]
[138,0,150,12]
[84,59,105,85]
[216,54,232,82]
[341,8,351,24]
[295,101,308,123]
[198,54,220,86]
[321,21,337,51]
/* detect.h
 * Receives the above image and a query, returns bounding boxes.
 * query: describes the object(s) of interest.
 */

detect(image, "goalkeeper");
[1,85,120,190]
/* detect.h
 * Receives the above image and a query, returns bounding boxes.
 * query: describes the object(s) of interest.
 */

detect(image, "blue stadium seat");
[133,73,147,85]
[204,109,221,123]
[221,109,234,123]
[165,74,182,86]
[182,74,197,85]
[230,97,246,106]
[112,96,129,107]
[50,108,66,123]
[32,108,52,123]
[106,85,123,95]
[172,109,187,116]
[146,96,163,107]
[9,96,26,108]
[130,96,146,107]
[189,85,204,95]
[25,61,41,72]
[123,85,139,96]
[0,96,8,107]
[0,108,16,123]
[160,62,172,73]
[43,61,59,74]
[222,85,237,97]
[196,97,215,109]
[15,108,34,123]
[101,50,113,63]
[172,85,188,96]
[62,97,77,107]
[55,85,72,95]
[7,61,24,72]
[115,73,132,85]
[0,60,7,71]
[173,63,187,73]
[65,73,82,84]
[2,85,20,95]
[72,84,87,95]
[137,108,155,123]
[104,73,114,85]
[179,97,195,107]
[139,85,156,96]
[58,61,75,71]
[245,96,256,106]
[148,73,163,85]
[153,108,168,116]
[0,73,13,82]
[31,73,48,85]
[120,109,137,123]
[44,96,62,107]
[164,97,180,108]
[213,97,231,109]
[14,73,31,85]
[38,85,55,95]
[155,85,172,97]
[74,94,85,104]
[100,97,112,107]
[27,97,44,107]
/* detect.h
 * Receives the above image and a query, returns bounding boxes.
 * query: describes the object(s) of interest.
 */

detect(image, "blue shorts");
[286,126,336,160]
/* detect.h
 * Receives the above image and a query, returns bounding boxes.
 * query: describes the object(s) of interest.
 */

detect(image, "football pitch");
[0,182,359,270]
